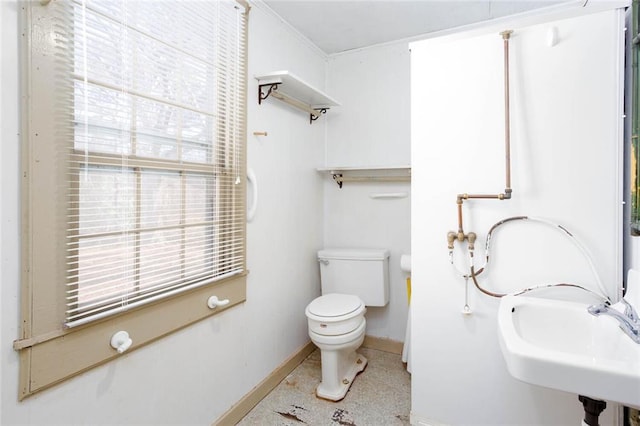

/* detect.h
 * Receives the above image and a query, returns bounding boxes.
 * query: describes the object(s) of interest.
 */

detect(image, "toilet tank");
[318,248,390,306]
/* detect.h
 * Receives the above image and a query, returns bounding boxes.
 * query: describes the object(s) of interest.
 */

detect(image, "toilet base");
[316,352,368,401]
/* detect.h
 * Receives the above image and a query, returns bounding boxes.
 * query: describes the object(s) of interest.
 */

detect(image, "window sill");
[17,273,246,399]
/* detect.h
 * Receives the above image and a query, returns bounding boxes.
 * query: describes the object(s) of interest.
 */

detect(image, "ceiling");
[262,0,567,54]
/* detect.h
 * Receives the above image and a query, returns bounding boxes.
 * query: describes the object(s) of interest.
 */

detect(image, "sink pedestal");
[579,395,606,426]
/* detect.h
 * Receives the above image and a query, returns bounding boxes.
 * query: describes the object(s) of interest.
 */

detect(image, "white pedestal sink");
[497,294,640,409]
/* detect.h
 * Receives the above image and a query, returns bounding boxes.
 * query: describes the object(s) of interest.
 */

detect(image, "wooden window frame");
[15,0,248,399]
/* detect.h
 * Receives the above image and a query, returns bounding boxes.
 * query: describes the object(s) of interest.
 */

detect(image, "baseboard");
[362,335,404,355]
[212,340,316,426]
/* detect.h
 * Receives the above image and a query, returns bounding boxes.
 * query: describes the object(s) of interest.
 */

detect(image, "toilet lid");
[307,293,363,318]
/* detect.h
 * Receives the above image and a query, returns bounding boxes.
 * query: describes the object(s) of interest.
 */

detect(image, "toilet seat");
[306,293,364,320]
[309,319,366,346]
[306,293,366,336]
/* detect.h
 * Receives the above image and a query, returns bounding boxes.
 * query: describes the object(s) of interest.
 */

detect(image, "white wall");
[324,43,411,342]
[326,43,410,167]
[411,8,623,426]
[1,1,327,424]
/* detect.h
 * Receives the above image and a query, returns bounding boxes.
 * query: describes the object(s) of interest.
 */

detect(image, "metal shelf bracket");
[258,83,279,105]
[310,108,328,124]
[332,173,344,189]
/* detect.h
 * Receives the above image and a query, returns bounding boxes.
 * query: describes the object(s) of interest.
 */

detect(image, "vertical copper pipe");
[450,30,515,248]
[501,30,513,194]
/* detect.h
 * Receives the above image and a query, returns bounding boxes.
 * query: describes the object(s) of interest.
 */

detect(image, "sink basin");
[498,295,640,408]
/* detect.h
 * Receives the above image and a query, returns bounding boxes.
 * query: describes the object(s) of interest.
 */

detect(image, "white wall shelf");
[256,71,340,124]
[317,165,411,188]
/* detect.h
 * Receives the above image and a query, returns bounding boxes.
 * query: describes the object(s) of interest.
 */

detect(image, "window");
[632,0,640,235]
[15,0,248,398]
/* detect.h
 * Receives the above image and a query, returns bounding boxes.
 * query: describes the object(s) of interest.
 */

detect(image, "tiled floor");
[237,347,411,425]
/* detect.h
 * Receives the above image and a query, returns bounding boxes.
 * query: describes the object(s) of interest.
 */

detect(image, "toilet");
[305,248,390,401]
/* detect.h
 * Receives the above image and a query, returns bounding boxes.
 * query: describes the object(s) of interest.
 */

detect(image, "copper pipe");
[464,194,503,200]
[457,199,464,233]
[448,30,515,248]
[501,30,513,197]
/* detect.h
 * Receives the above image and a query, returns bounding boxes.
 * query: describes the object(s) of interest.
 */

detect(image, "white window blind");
[57,0,247,327]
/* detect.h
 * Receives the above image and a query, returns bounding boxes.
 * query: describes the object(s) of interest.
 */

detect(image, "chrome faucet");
[588,299,640,344]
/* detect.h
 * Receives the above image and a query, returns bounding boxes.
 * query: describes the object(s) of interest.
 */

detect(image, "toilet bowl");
[306,248,389,401]
[306,293,368,401]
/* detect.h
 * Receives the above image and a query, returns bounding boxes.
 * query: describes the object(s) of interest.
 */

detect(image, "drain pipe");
[449,30,514,247]
[579,395,607,426]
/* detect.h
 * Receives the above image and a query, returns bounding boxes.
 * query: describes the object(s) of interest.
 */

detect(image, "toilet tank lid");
[318,248,389,261]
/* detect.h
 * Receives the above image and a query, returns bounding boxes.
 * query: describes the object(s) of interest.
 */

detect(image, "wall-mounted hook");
[110,331,132,354]
[207,295,230,309]
[258,83,279,104]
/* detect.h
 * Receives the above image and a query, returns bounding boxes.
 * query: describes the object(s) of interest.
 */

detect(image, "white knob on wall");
[110,330,133,354]
[207,296,230,309]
